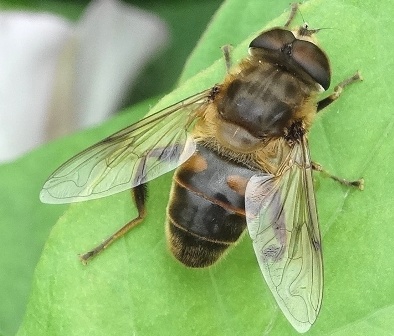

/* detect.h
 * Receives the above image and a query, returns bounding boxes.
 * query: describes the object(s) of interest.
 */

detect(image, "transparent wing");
[245,137,322,333]
[40,89,214,204]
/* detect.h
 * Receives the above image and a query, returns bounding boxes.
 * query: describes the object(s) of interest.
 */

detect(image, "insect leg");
[80,184,147,264]
[317,71,362,111]
[312,162,364,190]
[221,45,233,73]
[284,3,299,27]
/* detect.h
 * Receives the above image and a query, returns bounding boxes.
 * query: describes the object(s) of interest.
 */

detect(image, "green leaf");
[6,0,394,335]
[0,0,88,21]
[0,98,154,335]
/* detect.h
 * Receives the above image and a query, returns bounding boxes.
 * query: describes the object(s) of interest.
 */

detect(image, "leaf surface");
[4,0,394,335]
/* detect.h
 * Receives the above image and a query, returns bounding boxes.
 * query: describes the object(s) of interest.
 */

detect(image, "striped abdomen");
[166,143,256,268]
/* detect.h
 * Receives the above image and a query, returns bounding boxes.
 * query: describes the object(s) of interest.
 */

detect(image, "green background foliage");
[1,0,393,335]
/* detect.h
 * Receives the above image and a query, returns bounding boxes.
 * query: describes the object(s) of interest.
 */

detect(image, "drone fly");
[40,3,363,333]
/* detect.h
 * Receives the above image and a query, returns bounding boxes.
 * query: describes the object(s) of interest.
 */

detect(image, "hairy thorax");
[193,58,319,174]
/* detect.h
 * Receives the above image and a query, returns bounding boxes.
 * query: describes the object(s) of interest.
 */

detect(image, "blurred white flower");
[0,0,169,162]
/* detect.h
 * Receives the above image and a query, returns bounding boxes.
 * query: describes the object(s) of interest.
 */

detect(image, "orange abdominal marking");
[226,175,249,196]
[180,153,208,173]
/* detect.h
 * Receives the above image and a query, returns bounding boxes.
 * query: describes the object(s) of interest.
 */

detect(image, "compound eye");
[249,28,331,90]
[249,28,295,50]
[292,40,330,90]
